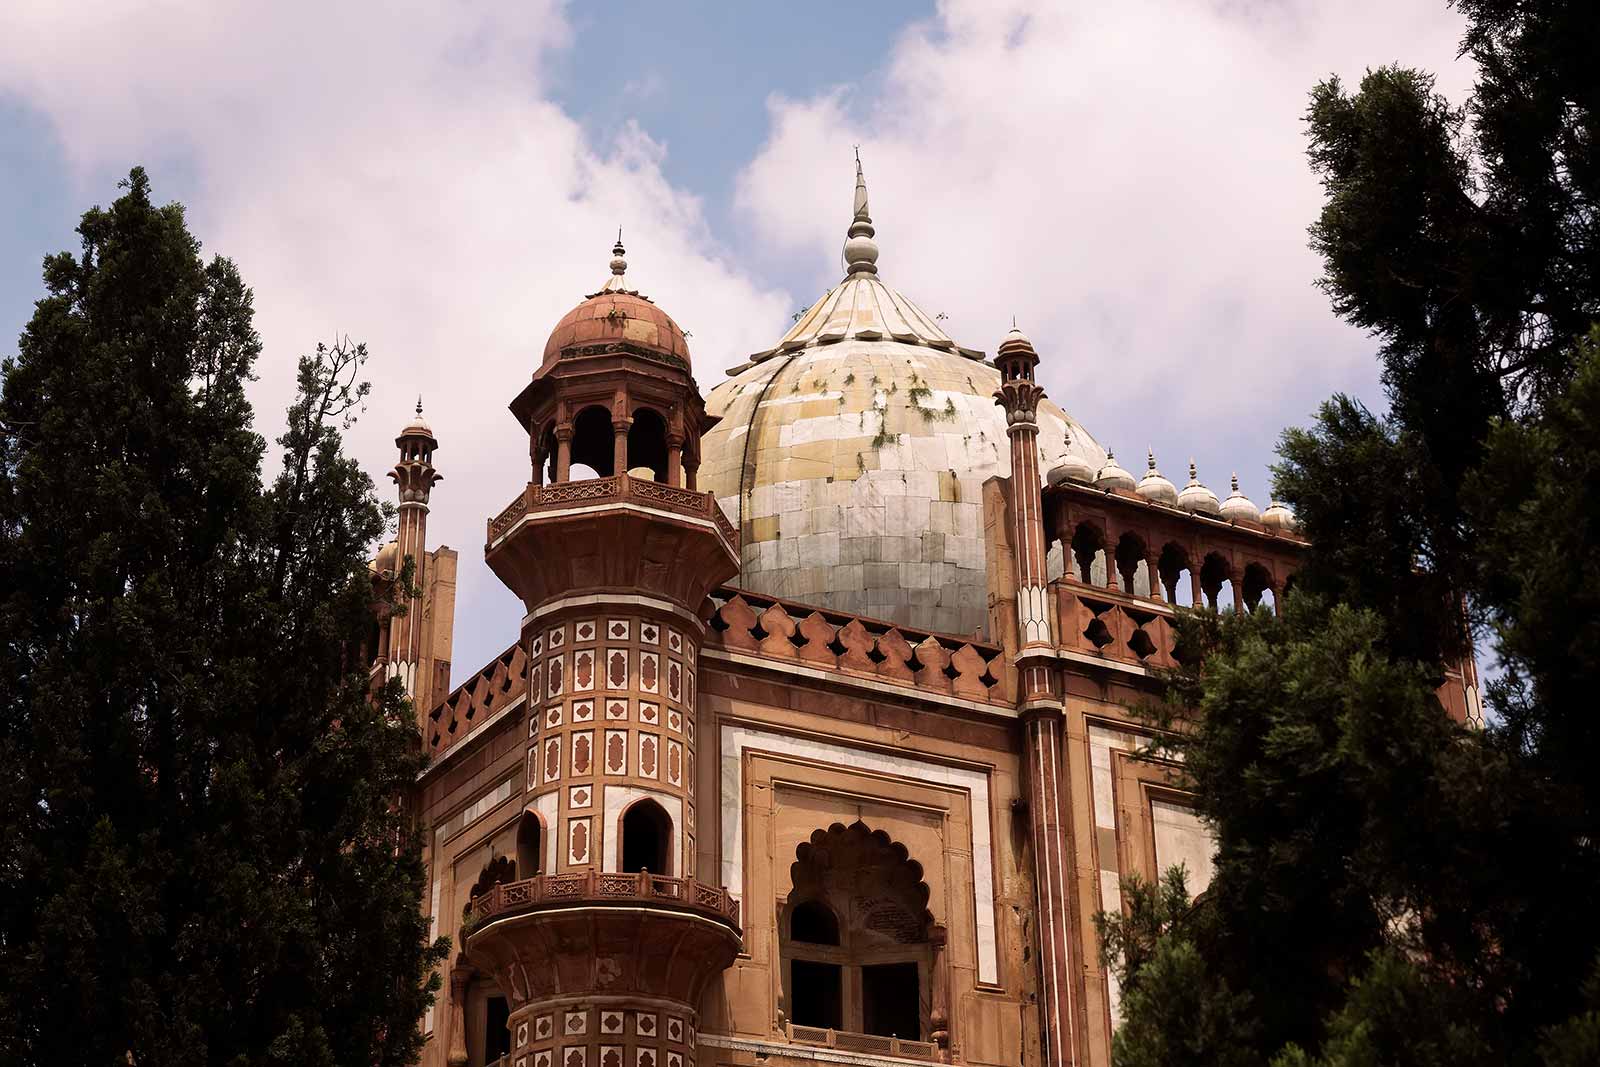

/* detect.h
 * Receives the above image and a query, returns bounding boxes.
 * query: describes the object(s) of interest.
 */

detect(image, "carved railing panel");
[467,871,740,928]
[486,475,738,552]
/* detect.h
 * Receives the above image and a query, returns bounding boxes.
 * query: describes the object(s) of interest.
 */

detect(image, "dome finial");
[416,395,423,416]
[843,148,879,276]
[610,230,627,276]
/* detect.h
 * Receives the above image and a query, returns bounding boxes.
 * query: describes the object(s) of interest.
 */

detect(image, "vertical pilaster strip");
[995,326,1078,1065]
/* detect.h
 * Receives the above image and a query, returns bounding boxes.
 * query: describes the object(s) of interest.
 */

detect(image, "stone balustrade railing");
[466,871,741,930]
[425,640,528,755]
[788,1023,938,1061]
[487,475,738,548]
[706,588,1010,704]
[1054,580,1181,671]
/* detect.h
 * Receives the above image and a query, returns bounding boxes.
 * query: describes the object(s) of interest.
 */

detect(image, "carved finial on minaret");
[993,321,1046,430]
[391,399,442,508]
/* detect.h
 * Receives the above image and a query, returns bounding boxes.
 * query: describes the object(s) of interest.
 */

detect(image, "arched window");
[1242,562,1275,613]
[1114,531,1150,595]
[1158,542,1194,606]
[1070,521,1107,585]
[628,407,669,483]
[790,899,840,945]
[781,822,933,1042]
[570,405,614,479]
[620,798,672,875]
[515,812,542,880]
[1200,552,1232,612]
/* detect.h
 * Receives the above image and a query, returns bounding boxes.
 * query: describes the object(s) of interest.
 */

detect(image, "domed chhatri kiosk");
[396,160,1482,1067]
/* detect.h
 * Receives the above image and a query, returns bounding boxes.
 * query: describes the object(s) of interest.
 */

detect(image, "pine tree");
[0,169,447,1066]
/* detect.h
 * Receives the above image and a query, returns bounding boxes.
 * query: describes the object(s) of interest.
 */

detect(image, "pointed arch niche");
[780,821,938,1042]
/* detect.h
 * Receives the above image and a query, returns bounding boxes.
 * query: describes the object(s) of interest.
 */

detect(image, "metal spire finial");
[843,150,879,276]
[416,395,423,416]
[609,230,627,277]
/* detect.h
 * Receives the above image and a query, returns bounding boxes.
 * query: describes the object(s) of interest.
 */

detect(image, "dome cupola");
[698,157,1105,637]
[1135,449,1178,505]
[1219,473,1260,523]
[1095,451,1138,493]
[1262,498,1297,533]
[538,235,691,372]
[1176,461,1221,515]
[1047,431,1097,486]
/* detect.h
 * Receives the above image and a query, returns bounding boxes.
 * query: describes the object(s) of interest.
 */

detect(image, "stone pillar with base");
[995,324,1079,1067]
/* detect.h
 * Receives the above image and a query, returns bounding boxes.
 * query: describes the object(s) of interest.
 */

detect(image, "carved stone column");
[447,955,473,1067]
[555,424,573,482]
[929,923,951,1062]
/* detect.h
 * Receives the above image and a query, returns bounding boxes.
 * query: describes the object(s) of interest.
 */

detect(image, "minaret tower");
[465,240,741,1067]
[386,399,442,706]
[994,325,1080,1067]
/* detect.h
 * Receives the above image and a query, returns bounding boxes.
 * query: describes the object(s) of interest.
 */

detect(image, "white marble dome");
[699,159,1104,638]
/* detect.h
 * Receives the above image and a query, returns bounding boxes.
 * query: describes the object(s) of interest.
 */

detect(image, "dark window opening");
[627,407,669,483]
[538,425,557,484]
[861,961,921,1039]
[790,959,844,1031]
[570,405,614,478]
[790,899,840,945]
[620,799,671,875]
[484,995,510,1062]
[515,813,541,880]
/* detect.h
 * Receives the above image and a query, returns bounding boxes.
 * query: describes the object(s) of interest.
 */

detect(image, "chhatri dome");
[700,156,1106,637]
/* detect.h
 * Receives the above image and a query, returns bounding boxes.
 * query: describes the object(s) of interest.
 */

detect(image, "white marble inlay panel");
[534,791,559,875]
[1151,798,1216,897]
[719,724,998,984]
[601,785,684,874]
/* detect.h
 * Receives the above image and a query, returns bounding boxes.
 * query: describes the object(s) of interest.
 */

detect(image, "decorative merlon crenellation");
[706,589,1009,703]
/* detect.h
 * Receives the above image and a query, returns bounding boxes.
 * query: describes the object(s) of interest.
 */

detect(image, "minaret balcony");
[462,871,742,1006]
[485,473,739,610]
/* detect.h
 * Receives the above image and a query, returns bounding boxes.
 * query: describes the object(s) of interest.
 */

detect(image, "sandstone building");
[376,161,1482,1067]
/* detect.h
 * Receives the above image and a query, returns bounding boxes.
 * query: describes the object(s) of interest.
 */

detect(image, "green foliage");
[1108,4,1600,1063]
[0,169,447,1066]
[1100,870,1262,1067]
[1270,951,1498,1067]
[1273,398,1461,663]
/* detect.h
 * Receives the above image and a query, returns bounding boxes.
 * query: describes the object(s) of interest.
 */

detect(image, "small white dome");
[1096,451,1138,493]
[1219,473,1260,523]
[1048,431,1096,485]
[1048,454,1095,485]
[1135,449,1178,506]
[1262,499,1297,533]
[1176,461,1221,515]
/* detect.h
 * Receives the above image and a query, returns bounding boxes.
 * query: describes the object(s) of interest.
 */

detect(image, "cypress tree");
[0,168,447,1066]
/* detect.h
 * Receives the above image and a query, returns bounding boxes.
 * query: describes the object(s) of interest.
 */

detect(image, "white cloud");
[0,0,792,683]
[735,0,1474,498]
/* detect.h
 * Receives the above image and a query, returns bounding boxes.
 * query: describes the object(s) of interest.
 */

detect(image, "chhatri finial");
[1231,472,1240,492]
[1147,448,1157,471]
[610,230,627,276]
[843,149,879,276]
[1189,459,1199,482]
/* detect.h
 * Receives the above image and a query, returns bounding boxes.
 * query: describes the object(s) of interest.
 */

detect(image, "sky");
[0,0,1477,688]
